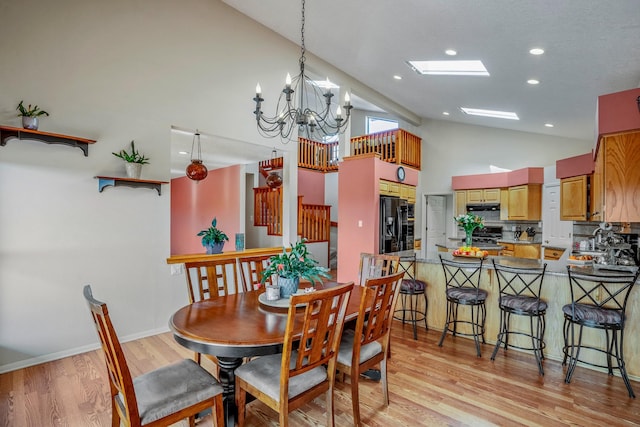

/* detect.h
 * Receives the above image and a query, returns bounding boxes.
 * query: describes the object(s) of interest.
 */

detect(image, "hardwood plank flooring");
[2,322,640,426]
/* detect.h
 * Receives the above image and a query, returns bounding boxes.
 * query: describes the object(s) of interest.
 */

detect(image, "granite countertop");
[436,243,504,251]
[497,239,542,245]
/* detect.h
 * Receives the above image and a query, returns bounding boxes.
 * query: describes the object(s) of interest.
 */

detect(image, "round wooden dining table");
[169,282,361,426]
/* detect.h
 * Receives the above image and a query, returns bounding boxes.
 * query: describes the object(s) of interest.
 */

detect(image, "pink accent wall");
[451,167,544,190]
[170,165,241,255]
[298,169,325,204]
[336,155,419,284]
[598,88,640,137]
[556,152,594,179]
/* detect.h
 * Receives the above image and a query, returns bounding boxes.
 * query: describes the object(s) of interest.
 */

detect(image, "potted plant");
[16,100,49,130]
[260,240,330,298]
[197,217,229,254]
[112,140,150,179]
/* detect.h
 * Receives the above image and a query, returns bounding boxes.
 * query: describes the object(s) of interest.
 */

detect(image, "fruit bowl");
[452,246,489,258]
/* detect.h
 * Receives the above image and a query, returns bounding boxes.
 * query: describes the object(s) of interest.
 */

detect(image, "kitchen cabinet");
[379,179,400,197]
[400,183,416,203]
[499,241,541,259]
[466,188,500,204]
[507,184,541,220]
[592,132,640,222]
[543,247,565,261]
[455,190,467,216]
[560,175,593,221]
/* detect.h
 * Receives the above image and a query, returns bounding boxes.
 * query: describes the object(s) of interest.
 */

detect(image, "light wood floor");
[2,322,640,426]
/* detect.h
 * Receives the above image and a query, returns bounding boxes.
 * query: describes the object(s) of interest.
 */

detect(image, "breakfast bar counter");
[413,253,640,378]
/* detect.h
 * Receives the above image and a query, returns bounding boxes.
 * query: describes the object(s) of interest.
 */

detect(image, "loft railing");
[258,156,284,172]
[298,137,339,172]
[350,129,421,169]
[253,187,282,236]
[298,196,331,243]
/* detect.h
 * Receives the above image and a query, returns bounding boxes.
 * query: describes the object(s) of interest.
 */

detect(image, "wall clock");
[396,166,406,182]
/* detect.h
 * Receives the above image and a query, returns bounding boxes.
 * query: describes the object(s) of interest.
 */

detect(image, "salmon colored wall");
[597,88,640,137]
[451,167,544,190]
[170,165,241,255]
[336,156,419,284]
[298,169,325,205]
[556,152,594,179]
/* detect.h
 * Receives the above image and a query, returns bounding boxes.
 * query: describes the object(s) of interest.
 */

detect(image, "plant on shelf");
[261,240,330,298]
[454,212,484,247]
[112,140,150,179]
[16,100,49,130]
[197,217,229,254]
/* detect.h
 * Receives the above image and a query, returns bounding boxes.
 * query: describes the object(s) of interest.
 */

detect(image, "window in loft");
[366,116,398,134]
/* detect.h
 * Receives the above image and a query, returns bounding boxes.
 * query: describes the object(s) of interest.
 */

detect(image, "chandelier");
[185,129,208,181]
[253,0,352,143]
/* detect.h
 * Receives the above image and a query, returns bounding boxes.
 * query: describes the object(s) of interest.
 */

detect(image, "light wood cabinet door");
[515,244,541,259]
[466,189,483,204]
[508,184,541,220]
[560,175,588,221]
[483,188,501,203]
[544,247,565,260]
[400,184,416,203]
[599,133,640,222]
[592,149,604,221]
[466,188,500,204]
[455,190,467,216]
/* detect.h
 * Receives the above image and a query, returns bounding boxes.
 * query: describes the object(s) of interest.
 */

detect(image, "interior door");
[543,183,573,248]
[426,195,447,259]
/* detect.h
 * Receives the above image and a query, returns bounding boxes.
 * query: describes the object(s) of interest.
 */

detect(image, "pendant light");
[265,149,283,188]
[186,129,208,181]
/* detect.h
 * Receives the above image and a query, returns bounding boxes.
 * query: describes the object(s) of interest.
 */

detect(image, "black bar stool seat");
[393,254,428,339]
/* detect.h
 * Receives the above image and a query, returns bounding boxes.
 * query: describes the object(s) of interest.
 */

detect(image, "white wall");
[0,0,596,372]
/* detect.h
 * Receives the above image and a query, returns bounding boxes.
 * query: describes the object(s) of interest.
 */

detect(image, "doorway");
[425,195,448,259]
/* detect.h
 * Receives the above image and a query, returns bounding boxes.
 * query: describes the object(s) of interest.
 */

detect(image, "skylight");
[407,60,489,76]
[461,108,519,120]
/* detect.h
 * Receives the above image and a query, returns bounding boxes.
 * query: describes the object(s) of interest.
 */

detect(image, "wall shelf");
[95,176,169,196]
[0,125,96,156]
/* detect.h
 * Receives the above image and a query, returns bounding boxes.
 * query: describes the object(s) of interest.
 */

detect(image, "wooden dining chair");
[358,253,400,286]
[237,254,273,292]
[83,285,224,427]
[336,271,404,426]
[184,258,240,302]
[183,258,239,376]
[235,282,354,427]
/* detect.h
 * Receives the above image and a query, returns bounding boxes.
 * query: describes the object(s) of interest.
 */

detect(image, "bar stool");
[393,254,428,339]
[563,266,640,397]
[438,255,486,357]
[491,260,547,375]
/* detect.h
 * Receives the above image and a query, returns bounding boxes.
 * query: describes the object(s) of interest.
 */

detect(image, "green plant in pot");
[112,140,150,179]
[197,218,229,254]
[260,240,330,298]
[16,100,49,130]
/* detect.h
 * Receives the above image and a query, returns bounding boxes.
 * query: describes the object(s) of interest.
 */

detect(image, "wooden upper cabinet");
[379,179,400,197]
[455,190,467,216]
[560,175,590,221]
[466,188,500,204]
[595,132,640,222]
[507,184,542,220]
[400,184,416,203]
[592,150,604,221]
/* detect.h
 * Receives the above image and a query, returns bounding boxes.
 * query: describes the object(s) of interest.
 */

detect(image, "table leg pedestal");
[217,356,244,427]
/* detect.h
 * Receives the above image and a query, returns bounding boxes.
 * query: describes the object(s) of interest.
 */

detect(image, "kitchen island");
[412,253,640,379]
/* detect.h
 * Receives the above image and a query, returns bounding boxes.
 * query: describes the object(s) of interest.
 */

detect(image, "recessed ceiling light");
[544,123,554,128]
[393,75,402,80]
[406,60,489,76]
[445,49,457,56]
[529,48,545,55]
[527,79,540,85]
[461,107,519,120]
[178,151,189,155]
[442,111,450,116]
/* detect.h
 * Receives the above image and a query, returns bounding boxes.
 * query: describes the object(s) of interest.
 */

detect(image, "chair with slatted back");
[83,285,225,427]
[235,282,354,427]
[358,253,400,286]
[563,266,640,397]
[438,255,487,357]
[336,271,404,427]
[238,254,273,293]
[184,258,240,375]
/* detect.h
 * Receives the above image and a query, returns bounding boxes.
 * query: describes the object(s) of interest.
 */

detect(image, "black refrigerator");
[379,196,412,254]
